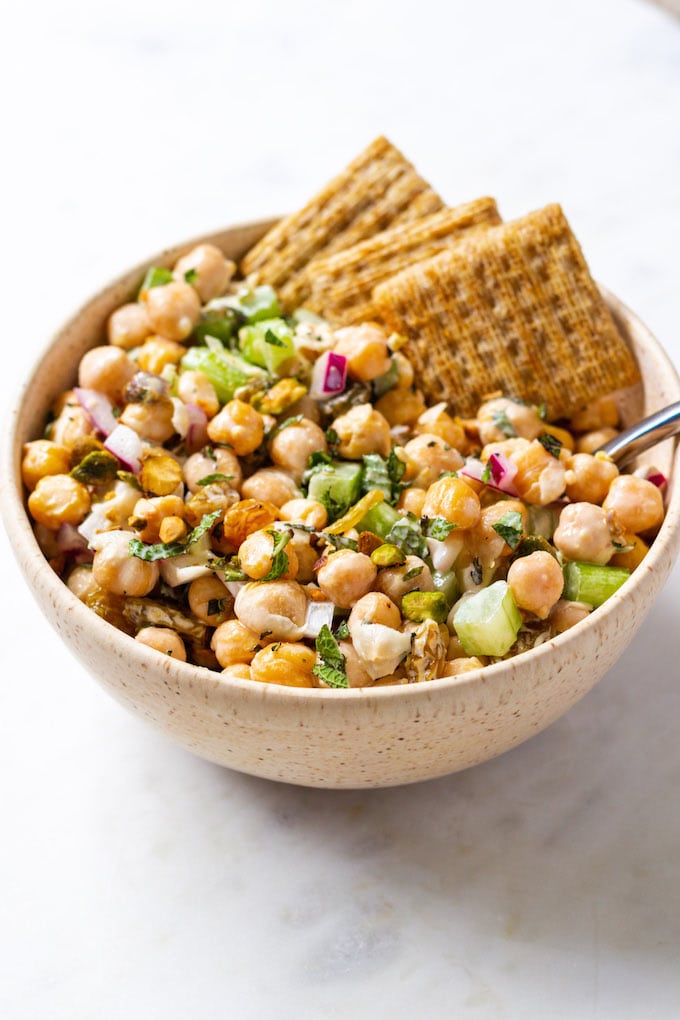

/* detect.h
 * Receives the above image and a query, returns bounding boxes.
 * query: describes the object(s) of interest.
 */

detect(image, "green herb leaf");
[207,597,228,617]
[323,533,359,552]
[116,470,142,490]
[261,529,293,581]
[325,427,339,448]
[197,473,234,486]
[386,513,428,560]
[362,450,406,505]
[264,328,286,347]
[312,623,349,688]
[129,509,222,561]
[491,409,518,438]
[334,619,350,640]
[424,516,457,541]
[184,268,198,285]
[307,450,333,470]
[492,510,524,550]
[538,432,563,458]
[140,266,174,293]
[266,414,304,441]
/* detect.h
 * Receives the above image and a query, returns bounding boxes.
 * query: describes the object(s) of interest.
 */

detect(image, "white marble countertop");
[2,1,680,1016]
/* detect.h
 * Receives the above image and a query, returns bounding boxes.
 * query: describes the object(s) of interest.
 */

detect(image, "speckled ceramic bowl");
[2,220,680,788]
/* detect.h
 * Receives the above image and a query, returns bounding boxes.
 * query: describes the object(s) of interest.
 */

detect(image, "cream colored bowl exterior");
[2,220,680,789]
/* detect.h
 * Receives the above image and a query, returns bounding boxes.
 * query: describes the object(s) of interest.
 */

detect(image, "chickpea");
[549,599,592,634]
[78,346,135,402]
[477,397,545,444]
[279,498,327,530]
[610,532,649,570]
[540,423,574,452]
[570,395,619,433]
[565,453,619,504]
[135,626,187,661]
[575,427,618,455]
[332,404,392,460]
[251,642,316,688]
[467,499,528,564]
[187,576,233,626]
[141,279,201,341]
[129,495,185,543]
[67,564,99,601]
[332,323,392,382]
[107,302,152,350]
[316,549,378,609]
[136,337,186,375]
[348,592,401,631]
[512,439,566,505]
[183,448,242,494]
[207,400,265,456]
[337,640,374,687]
[92,531,159,596]
[28,474,91,530]
[211,618,261,668]
[397,486,427,517]
[50,403,95,450]
[222,663,252,681]
[238,528,299,581]
[176,370,220,419]
[441,657,484,677]
[603,475,664,534]
[241,467,301,506]
[22,440,71,490]
[421,475,480,529]
[234,580,308,641]
[286,530,319,583]
[119,399,176,443]
[414,402,466,450]
[374,555,434,602]
[268,418,328,482]
[480,436,531,463]
[507,551,564,619]
[401,433,464,489]
[374,387,427,427]
[553,503,615,565]
[174,244,235,303]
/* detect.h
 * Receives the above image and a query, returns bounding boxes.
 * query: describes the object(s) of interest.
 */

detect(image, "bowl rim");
[2,226,680,709]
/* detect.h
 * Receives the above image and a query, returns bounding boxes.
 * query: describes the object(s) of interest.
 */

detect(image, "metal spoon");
[599,400,680,467]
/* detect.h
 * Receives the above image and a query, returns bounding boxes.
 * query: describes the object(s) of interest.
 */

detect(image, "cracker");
[373,204,640,419]
[240,136,443,311]
[304,198,502,324]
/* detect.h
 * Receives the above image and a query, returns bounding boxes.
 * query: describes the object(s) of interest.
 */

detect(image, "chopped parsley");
[129,509,221,561]
[537,432,563,458]
[312,624,349,688]
[492,510,524,550]
[491,408,518,438]
[261,528,293,581]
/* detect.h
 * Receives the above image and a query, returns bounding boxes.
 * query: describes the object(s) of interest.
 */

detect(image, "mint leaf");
[386,513,428,560]
[424,516,457,540]
[312,623,348,688]
[184,268,198,285]
[129,509,221,561]
[492,510,524,550]
[197,473,234,486]
[491,409,517,438]
[264,328,286,347]
[261,528,292,581]
[538,432,563,458]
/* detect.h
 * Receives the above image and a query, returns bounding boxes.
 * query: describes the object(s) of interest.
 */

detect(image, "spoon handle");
[599,400,680,466]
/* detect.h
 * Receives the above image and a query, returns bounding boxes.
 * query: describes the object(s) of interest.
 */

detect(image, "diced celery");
[307,461,363,521]
[139,266,173,294]
[356,501,402,540]
[238,318,295,372]
[193,304,240,347]
[180,346,267,404]
[453,581,522,657]
[431,569,460,607]
[229,285,281,323]
[562,561,630,608]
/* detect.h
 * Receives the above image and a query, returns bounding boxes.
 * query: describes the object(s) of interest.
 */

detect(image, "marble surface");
[1,1,680,1016]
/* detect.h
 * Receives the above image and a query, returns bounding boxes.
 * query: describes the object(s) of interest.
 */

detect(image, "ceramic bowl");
[2,220,680,789]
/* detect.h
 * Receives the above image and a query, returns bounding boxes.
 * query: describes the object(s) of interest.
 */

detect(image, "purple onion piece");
[74,387,117,436]
[104,423,143,474]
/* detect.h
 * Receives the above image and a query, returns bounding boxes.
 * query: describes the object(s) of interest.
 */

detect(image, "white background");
[1,2,679,1017]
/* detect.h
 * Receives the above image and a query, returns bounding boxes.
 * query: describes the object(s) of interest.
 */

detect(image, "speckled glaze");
[2,221,680,788]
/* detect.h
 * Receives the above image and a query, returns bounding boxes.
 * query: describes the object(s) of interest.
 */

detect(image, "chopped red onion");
[104,423,143,474]
[461,453,519,496]
[74,387,117,436]
[184,402,208,451]
[646,471,667,489]
[309,351,347,399]
[56,522,90,555]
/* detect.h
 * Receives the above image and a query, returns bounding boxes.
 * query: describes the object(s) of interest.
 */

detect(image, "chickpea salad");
[23,243,667,688]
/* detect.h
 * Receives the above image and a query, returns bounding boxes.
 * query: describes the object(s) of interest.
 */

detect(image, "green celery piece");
[230,285,281,323]
[180,346,266,404]
[453,581,522,657]
[562,561,630,608]
[431,569,460,608]
[307,461,363,521]
[193,304,240,347]
[238,318,295,372]
[139,266,173,293]
[356,501,402,540]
